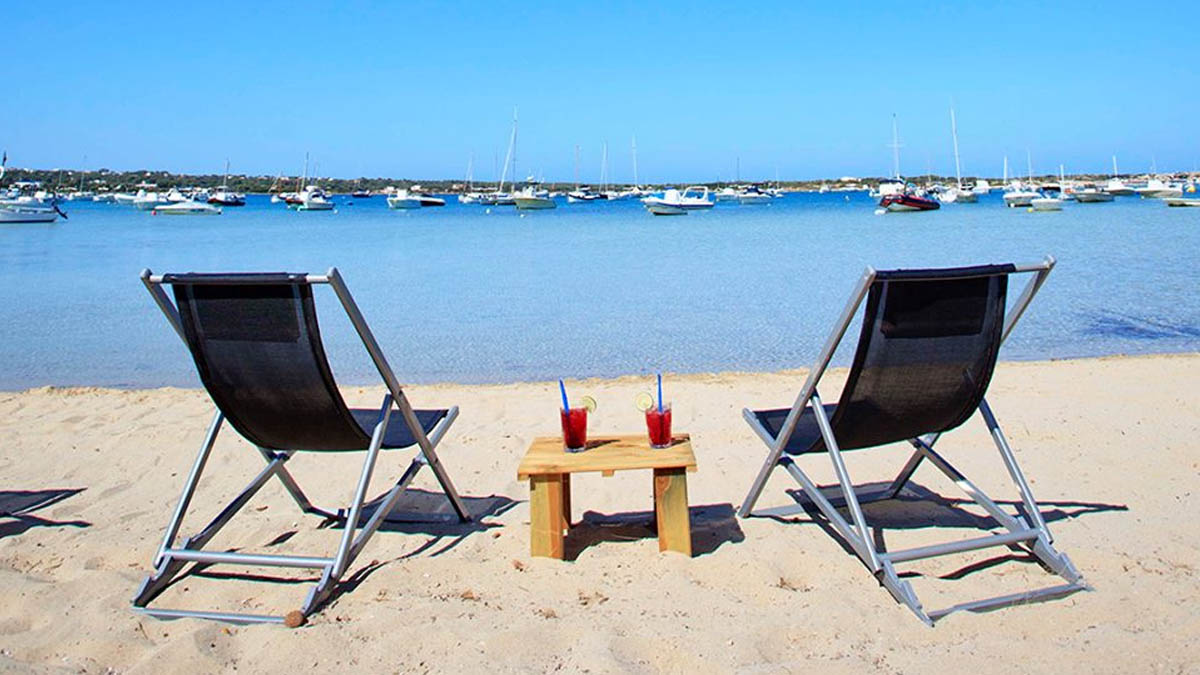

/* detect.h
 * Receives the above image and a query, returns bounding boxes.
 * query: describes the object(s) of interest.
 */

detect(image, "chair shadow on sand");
[562,503,744,561]
[774,480,1127,581]
[180,489,518,593]
[0,488,91,540]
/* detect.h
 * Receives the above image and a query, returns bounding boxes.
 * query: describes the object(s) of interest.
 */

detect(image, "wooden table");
[517,434,697,559]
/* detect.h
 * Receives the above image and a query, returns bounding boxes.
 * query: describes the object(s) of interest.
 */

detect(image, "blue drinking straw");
[657,373,663,413]
[559,379,570,412]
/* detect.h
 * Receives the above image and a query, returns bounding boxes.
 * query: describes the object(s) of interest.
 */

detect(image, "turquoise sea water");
[0,192,1196,389]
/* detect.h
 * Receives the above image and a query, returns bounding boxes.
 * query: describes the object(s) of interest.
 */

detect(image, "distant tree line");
[2,166,1168,194]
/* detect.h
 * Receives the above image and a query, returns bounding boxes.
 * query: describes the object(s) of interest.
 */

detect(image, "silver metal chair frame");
[738,256,1087,625]
[132,267,471,625]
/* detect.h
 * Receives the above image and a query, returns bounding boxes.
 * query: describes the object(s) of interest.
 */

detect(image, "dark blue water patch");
[1081,311,1200,340]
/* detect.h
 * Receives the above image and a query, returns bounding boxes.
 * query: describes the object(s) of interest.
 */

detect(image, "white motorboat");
[736,185,771,204]
[971,179,992,195]
[153,201,222,216]
[1104,178,1134,196]
[387,189,422,209]
[514,186,557,210]
[1030,195,1064,211]
[112,193,137,205]
[567,186,605,202]
[1136,178,1183,199]
[133,190,169,211]
[1165,197,1200,207]
[714,186,739,202]
[297,190,334,211]
[411,186,445,207]
[1003,183,1040,208]
[0,201,62,223]
[642,186,714,215]
[645,203,687,215]
[208,188,244,206]
[940,186,977,203]
[92,193,116,203]
[1074,187,1115,203]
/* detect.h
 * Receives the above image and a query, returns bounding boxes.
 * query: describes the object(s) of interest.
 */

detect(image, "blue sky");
[3,1,1195,182]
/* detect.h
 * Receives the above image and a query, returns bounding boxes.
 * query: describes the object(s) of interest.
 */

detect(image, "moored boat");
[1003,183,1039,208]
[1030,195,1064,211]
[0,201,63,223]
[642,186,714,215]
[386,189,422,209]
[1136,178,1183,199]
[1074,187,1115,203]
[153,201,222,216]
[880,192,940,212]
[1165,197,1200,207]
[513,186,557,210]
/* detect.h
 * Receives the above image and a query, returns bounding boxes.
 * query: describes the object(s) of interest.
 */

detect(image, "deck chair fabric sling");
[739,257,1086,625]
[132,268,471,625]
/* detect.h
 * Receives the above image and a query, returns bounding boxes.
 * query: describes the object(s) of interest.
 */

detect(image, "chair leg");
[886,448,924,499]
[133,421,294,610]
[413,407,472,522]
[739,408,788,518]
[810,393,882,572]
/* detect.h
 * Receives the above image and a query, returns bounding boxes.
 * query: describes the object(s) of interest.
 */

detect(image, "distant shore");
[7,166,1197,197]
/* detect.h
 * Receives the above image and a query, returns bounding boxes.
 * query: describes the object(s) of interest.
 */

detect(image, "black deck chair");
[132,268,471,625]
[738,257,1086,625]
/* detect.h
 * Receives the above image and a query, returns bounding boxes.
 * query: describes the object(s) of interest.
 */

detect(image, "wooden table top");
[517,434,696,480]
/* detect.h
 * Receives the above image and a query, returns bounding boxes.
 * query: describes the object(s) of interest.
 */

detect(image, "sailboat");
[1002,153,1040,207]
[1031,163,1065,211]
[208,159,246,206]
[482,109,519,205]
[458,155,485,203]
[1105,156,1135,196]
[877,116,939,212]
[941,108,977,204]
[567,145,603,202]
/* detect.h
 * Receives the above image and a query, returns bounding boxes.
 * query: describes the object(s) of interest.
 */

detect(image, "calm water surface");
[1,192,1196,389]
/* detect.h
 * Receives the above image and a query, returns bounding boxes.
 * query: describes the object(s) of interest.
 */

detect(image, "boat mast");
[574,144,580,190]
[1026,149,1033,183]
[1112,154,1119,178]
[301,152,309,191]
[601,142,609,192]
[631,135,639,187]
[1003,156,1008,183]
[499,107,517,193]
[466,154,474,190]
[889,114,902,179]
[223,159,230,189]
[950,108,963,189]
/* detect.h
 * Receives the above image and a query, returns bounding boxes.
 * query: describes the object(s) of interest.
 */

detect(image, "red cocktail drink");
[645,405,672,448]
[561,407,588,451]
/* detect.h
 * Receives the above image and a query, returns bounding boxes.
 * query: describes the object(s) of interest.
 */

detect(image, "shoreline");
[3,350,1196,395]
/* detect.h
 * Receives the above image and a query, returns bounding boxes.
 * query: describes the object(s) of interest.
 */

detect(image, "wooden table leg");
[530,474,566,559]
[561,473,572,531]
[653,467,692,556]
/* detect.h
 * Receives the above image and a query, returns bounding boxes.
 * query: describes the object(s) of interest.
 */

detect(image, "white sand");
[1,353,1198,673]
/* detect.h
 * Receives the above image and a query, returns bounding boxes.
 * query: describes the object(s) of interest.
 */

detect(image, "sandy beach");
[1,353,1198,673]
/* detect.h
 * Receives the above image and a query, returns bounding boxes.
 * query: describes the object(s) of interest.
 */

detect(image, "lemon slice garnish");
[634,392,654,412]
[579,395,597,413]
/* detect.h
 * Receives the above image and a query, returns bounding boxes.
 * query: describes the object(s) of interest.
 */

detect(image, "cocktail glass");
[645,404,672,449]
[561,407,588,452]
